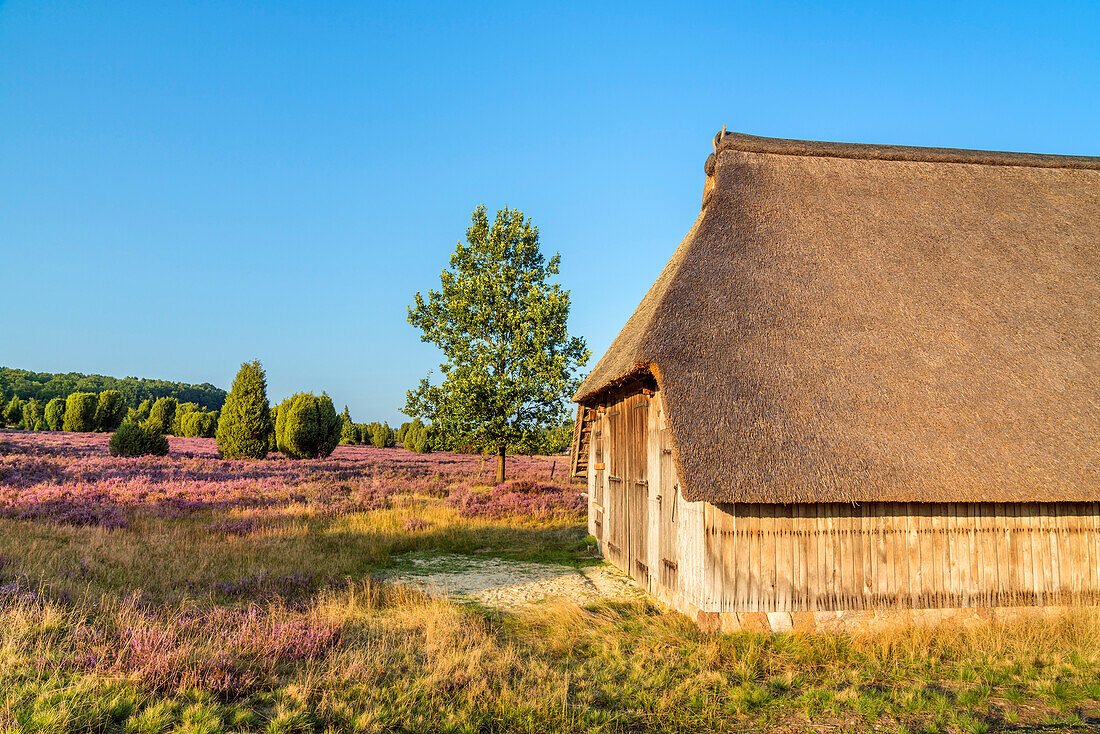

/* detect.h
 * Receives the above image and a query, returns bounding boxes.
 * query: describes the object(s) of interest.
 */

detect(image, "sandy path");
[392,554,642,608]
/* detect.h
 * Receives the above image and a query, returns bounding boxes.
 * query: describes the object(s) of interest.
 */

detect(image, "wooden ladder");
[570,404,595,479]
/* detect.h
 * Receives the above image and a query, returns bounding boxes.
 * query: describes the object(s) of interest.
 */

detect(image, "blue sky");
[2,1,1097,423]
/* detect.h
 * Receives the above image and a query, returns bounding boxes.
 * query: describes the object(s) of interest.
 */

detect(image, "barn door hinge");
[662,558,678,571]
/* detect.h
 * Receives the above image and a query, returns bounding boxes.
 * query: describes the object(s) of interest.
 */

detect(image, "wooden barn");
[570,131,1100,632]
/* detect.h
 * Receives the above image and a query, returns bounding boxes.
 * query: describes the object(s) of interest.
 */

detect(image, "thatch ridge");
[710,131,1100,171]
[576,133,1100,504]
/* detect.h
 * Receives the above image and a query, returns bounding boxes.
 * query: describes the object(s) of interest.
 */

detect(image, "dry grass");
[3,436,1100,731]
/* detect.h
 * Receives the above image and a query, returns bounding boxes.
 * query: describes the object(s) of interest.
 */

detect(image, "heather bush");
[94,390,128,432]
[109,420,170,457]
[45,397,65,430]
[62,392,98,432]
[276,393,340,459]
[216,360,272,459]
[182,410,218,438]
[143,396,177,435]
[3,396,23,427]
[21,398,43,431]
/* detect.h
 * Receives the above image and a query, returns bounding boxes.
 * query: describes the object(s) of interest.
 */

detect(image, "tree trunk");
[496,445,506,484]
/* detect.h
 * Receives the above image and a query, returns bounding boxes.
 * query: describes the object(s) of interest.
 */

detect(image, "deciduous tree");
[406,205,589,482]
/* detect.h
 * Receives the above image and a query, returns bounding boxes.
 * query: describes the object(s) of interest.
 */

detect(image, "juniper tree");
[406,205,589,483]
[4,396,23,427]
[143,397,177,435]
[94,390,128,432]
[21,399,43,431]
[275,393,339,459]
[216,360,273,459]
[338,406,358,445]
[62,393,98,432]
[45,398,65,431]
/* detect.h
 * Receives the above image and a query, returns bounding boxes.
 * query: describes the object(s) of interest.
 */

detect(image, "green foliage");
[339,406,358,445]
[406,205,589,480]
[109,420,170,457]
[33,418,46,431]
[510,419,574,456]
[369,421,395,448]
[62,392,99,432]
[44,398,65,431]
[94,390,128,432]
[275,393,340,459]
[143,397,178,435]
[3,396,23,427]
[267,405,279,452]
[0,366,225,411]
[171,402,202,436]
[395,421,412,445]
[216,361,273,460]
[127,399,153,425]
[357,423,371,445]
[181,411,218,438]
[404,419,433,453]
[21,399,44,431]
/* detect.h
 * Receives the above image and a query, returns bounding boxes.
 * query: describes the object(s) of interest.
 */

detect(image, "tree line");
[0,367,226,412]
[0,391,218,438]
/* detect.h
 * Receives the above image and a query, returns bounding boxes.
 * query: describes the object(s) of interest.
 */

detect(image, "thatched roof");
[575,132,1100,504]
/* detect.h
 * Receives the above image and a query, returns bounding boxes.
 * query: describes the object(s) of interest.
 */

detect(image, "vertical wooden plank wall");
[696,501,1100,613]
[588,384,1100,614]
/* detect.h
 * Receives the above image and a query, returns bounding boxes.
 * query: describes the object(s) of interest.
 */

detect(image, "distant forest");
[0,367,226,412]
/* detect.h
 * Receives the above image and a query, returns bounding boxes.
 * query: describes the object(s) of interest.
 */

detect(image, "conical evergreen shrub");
[339,406,358,444]
[216,360,273,459]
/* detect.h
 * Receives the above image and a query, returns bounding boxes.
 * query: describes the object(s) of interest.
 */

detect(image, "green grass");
[3,500,1100,732]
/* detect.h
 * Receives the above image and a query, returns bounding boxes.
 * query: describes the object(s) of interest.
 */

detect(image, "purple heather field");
[0,430,586,530]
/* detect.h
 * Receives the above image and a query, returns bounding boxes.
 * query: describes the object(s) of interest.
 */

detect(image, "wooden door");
[606,401,628,568]
[625,392,650,586]
[592,416,605,542]
[657,420,678,591]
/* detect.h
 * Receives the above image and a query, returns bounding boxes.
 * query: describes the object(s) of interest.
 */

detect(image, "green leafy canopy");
[405,205,589,460]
